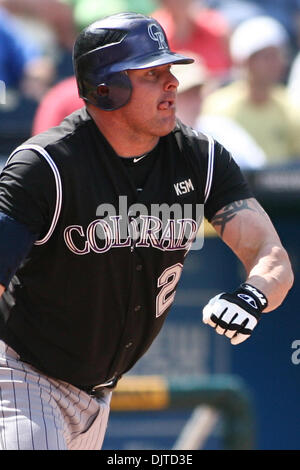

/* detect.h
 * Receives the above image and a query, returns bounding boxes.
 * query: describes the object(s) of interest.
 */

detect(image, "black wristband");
[239,283,268,312]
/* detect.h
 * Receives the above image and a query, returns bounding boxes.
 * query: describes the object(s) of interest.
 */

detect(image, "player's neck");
[87,105,160,157]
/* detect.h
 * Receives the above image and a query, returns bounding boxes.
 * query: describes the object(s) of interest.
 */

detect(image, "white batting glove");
[202,283,268,345]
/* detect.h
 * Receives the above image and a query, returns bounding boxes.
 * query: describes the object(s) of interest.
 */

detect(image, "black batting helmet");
[73,12,194,111]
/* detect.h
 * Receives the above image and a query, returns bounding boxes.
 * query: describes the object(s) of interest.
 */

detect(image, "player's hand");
[202,283,268,345]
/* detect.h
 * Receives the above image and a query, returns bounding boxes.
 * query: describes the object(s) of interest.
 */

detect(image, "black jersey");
[0,108,252,387]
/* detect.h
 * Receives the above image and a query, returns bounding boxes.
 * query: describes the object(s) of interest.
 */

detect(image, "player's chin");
[156,113,177,136]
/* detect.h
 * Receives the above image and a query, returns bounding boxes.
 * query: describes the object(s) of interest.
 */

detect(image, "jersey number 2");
[156,263,183,318]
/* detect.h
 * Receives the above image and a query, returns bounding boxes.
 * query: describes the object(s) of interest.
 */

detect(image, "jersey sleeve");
[0,149,56,236]
[0,212,39,287]
[204,140,254,222]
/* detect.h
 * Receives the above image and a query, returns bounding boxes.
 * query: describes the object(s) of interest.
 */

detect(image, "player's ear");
[94,72,132,110]
[97,84,110,97]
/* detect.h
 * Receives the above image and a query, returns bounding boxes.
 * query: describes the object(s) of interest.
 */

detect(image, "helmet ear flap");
[95,72,132,110]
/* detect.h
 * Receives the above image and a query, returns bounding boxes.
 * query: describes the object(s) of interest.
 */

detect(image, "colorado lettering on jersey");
[64,215,199,255]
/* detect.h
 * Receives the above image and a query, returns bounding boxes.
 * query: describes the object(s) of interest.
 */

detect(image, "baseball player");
[0,13,293,450]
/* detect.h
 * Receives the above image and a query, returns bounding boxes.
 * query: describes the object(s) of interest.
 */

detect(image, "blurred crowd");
[1,0,300,169]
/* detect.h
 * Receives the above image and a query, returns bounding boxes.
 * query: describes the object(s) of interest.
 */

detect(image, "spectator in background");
[151,0,232,82]
[172,56,267,169]
[173,57,208,128]
[208,0,300,46]
[62,0,157,32]
[197,116,267,170]
[32,75,82,134]
[200,16,300,165]
[0,0,77,50]
[246,0,300,52]
[204,0,264,30]
[0,0,79,82]
[0,7,55,101]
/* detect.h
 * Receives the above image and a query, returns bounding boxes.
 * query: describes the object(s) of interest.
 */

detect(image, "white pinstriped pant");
[0,340,112,450]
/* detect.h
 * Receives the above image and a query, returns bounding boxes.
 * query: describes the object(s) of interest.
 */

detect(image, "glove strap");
[239,283,268,311]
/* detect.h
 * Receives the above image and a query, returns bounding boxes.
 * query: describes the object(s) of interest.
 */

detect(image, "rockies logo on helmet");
[148,23,168,50]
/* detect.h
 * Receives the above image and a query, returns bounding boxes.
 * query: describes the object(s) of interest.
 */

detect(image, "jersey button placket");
[117,256,143,369]
[134,264,142,312]
[126,262,141,351]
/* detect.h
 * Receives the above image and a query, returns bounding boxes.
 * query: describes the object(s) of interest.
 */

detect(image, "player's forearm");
[243,243,294,312]
[212,198,294,313]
